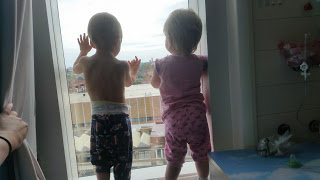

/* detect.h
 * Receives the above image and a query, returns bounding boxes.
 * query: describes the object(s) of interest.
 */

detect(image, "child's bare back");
[72,12,140,180]
[80,54,136,103]
[73,34,140,103]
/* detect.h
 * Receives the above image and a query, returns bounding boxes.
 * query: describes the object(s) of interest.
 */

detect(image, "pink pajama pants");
[164,103,211,168]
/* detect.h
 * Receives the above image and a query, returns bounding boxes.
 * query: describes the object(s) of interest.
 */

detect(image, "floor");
[80,161,198,180]
[147,173,198,180]
[209,142,320,180]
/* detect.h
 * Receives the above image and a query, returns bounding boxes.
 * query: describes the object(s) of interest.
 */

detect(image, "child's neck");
[171,51,192,57]
[95,50,114,58]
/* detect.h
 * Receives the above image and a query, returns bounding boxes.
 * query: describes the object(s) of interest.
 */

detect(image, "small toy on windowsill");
[286,154,303,168]
[256,130,292,157]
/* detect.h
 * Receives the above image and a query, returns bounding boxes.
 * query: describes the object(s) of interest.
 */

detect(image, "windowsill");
[78,162,197,180]
[208,142,320,179]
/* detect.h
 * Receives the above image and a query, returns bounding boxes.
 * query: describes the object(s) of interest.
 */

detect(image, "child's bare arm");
[125,56,141,87]
[151,68,161,88]
[73,33,92,74]
[200,56,210,113]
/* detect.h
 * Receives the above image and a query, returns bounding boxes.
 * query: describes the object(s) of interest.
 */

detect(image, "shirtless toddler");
[73,12,140,180]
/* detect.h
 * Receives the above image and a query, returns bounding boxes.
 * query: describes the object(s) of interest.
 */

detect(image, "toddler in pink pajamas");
[151,9,211,180]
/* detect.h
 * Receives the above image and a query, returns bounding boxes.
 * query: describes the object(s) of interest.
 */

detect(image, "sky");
[57,0,188,67]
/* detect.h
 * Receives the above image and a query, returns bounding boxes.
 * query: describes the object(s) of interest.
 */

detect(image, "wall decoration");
[304,2,313,11]
[278,34,320,76]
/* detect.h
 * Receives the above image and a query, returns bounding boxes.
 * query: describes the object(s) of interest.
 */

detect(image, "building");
[69,84,169,175]
[68,80,86,93]
[69,84,162,128]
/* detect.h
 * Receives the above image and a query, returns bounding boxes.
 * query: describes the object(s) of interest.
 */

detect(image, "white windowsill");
[79,162,197,180]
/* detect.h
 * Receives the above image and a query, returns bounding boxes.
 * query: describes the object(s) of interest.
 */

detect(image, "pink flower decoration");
[278,40,320,70]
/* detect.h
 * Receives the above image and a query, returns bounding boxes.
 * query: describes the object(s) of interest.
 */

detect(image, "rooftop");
[69,84,160,104]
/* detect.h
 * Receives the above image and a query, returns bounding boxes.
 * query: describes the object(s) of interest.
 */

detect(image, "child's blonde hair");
[163,9,202,56]
[88,12,122,52]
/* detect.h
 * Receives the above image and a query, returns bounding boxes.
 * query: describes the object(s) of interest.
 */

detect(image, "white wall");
[253,0,320,141]
[205,0,320,151]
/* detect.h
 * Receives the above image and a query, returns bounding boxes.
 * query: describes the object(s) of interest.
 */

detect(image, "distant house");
[69,84,162,129]
[150,124,165,147]
[68,80,86,93]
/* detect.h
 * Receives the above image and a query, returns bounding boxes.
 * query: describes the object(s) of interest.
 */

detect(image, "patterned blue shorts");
[90,113,132,179]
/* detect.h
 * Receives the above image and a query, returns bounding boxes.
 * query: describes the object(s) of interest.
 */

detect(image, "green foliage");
[136,60,155,84]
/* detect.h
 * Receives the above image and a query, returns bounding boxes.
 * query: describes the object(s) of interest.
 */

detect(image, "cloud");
[227,159,320,180]
[57,0,188,67]
[229,172,269,179]
[267,168,300,180]
[226,153,259,161]
[267,162,320,180]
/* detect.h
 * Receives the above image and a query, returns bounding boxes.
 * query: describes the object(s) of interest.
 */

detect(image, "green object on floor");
[286,154,302,168]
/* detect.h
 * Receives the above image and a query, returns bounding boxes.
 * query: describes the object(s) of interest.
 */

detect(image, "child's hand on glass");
[77,33,92,55]
[128,56,141,74]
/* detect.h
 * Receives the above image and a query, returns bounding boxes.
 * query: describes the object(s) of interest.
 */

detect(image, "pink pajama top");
[155,54,208,118]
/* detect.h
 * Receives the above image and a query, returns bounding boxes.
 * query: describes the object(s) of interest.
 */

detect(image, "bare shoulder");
[79,56,91,66]
[116,59,129,71]
[73,55,92,74]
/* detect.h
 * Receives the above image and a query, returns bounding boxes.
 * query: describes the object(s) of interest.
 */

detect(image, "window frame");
[42,0,237,179]
[44,0,79,179]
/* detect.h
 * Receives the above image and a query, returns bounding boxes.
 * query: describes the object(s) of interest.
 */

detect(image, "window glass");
[57,0,189,178]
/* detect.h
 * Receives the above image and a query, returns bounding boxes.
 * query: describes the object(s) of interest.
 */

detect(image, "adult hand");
[0,103,28,151]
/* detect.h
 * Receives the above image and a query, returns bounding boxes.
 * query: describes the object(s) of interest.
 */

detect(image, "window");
[56,0,198,178]
[42,0,259,178]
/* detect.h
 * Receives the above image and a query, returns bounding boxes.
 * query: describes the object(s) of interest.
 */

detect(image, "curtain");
[1,0,45,179]
[8,0,36,156]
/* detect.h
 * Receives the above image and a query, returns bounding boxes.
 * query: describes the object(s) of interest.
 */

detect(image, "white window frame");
[204,0,257,151]
[43,0,211,178]
[189,0,208,56]
[189,0,214,151]
[44,0,78,179]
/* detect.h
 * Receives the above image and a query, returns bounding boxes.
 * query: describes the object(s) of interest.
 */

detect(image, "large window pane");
[57,0,189,178]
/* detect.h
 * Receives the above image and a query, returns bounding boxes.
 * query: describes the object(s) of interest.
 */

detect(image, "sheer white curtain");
[3,0,45,179]
[7,0,36,156]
